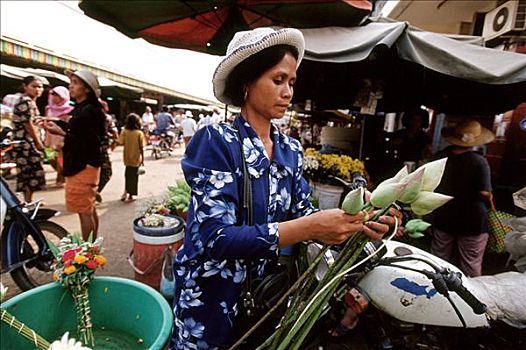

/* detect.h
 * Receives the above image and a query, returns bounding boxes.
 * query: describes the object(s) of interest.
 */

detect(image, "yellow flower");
[64,265,77,275]
[74,255,87,264]
[94,255,107,266]
[52,272,59,281]
[304,148,364,182]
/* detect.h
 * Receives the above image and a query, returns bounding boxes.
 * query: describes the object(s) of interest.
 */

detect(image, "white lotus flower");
[370,182,407,208]
[411,191,453,216]
[49,332,92,350]
[414,158,447,192]
[398,168,425,204]
[0,283,7,301]
[341,187,364,215]
[376,166,409,187]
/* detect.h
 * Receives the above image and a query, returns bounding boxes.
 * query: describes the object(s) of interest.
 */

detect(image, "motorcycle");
[1,140,68,291]
[150,127,180,159]
[303,236,526,350]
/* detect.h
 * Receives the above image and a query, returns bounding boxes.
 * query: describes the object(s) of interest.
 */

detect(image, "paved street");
[1,144,186,299]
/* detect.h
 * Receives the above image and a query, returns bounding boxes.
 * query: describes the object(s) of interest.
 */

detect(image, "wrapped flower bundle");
[231,159,452,350]
[49,234,106,347]
[1,283,51,349]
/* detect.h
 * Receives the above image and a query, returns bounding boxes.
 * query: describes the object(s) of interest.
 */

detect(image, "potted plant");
[303,148,365,209]
[165,179,191,221]
[134,178,191,236]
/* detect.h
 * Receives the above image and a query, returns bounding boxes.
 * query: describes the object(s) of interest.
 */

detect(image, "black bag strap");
[233,125,257,313]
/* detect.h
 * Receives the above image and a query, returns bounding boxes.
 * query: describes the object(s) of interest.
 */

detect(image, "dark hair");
[224,44,299,106]
[125,113,141,130]
[23,75,42,86]
[402,109,429,129]
[162,105,169,112]
[20,75,42,92]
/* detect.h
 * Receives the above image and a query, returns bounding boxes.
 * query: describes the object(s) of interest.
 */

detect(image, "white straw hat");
[441,119,495,147]
[212,27,305,105]
[69,70,101,98]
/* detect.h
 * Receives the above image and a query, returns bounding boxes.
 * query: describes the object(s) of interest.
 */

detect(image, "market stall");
[294,17,526,115]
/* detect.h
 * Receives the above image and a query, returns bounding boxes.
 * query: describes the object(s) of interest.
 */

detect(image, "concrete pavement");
[1,144,186,299]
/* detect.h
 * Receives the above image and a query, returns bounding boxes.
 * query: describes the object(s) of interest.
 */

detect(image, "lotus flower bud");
[405,219,431,235]
[410,191,453,216]
[414,158,447,192]
[398,168,425,204]
[377,166,409,187]
[341,187,364,215]
[370,182,407,208]
[0,282,7,301]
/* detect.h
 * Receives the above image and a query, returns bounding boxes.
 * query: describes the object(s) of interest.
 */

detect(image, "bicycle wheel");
[10,220,68,291]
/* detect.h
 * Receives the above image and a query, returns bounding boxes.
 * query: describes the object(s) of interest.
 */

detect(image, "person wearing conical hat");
[43,70,106,241]
[432,119,495,277]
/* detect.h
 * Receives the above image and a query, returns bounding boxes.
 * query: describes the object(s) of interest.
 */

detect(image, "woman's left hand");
[362,207,404,240]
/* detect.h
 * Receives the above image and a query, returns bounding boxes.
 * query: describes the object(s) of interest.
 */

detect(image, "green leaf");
[46,238,60,258]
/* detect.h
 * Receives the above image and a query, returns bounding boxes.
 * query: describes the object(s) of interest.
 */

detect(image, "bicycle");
[1,140,68,291]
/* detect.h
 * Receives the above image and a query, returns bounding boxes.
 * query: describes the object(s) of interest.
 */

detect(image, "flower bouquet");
[231,159,452,350]
[49,234,106,347]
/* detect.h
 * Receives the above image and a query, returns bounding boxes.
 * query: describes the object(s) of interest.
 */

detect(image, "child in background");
[118,113,145,202]
[44,86,74,187]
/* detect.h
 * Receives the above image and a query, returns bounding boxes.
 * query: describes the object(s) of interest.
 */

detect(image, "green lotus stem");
[281,215,399,349]
[0,307,51,349]
[256,204,398,349]
[272,206,397,349]
[267,270,318,349]
[277,237,367,350]
[289,239,368,350]
[273,236,364,349]
[72,284,95,347]
[228,244,330,350]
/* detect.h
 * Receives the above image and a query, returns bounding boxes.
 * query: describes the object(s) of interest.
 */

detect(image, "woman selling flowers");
[170,28,399,349]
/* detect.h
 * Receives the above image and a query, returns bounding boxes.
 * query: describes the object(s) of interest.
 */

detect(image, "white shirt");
[181,117,197,137]
[142,112,154,127]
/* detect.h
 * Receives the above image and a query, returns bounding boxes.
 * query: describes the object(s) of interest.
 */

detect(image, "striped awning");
[1,36,220,106]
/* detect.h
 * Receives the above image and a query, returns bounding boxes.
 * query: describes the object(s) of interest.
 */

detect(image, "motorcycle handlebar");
[380,257,487,315]
[444,271,487,315]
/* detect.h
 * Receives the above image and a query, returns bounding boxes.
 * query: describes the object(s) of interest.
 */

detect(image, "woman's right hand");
[43,121,64,136]
[306,209,365,245]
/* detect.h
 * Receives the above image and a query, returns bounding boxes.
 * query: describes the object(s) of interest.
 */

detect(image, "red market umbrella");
[79,0,372,55]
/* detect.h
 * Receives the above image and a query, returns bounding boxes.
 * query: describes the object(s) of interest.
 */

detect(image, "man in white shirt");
[181,111,197,147]
[141,106,155,141]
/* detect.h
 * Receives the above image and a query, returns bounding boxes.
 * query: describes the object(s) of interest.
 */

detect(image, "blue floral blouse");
[170,116,316,349]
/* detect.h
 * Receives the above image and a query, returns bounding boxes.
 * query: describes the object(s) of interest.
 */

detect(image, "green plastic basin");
[1,276,173,349]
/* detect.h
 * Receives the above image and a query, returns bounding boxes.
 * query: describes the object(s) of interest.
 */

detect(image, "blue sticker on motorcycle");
[390,278,437,299]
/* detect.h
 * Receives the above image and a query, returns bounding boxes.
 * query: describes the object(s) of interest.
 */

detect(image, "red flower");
[92,246,100,253]
[85,252,92,258]
[64,260,72,267]
[86,259,99,269]
[62,249,76,262]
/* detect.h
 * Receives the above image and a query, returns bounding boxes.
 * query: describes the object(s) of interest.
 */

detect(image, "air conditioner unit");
[482,0,526,40]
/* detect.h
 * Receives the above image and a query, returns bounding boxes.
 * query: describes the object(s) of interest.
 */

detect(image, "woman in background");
[44,86,73,187]
[11,75,46,203]
[432,120,495,277]
[118,113,145,202]
[44,70,106,240]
